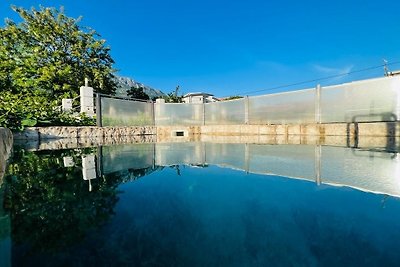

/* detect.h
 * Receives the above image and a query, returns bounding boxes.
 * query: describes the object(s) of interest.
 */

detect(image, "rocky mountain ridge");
[114,76,165,99]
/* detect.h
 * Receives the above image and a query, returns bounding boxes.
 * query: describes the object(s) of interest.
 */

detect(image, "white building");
[182,92,219,104]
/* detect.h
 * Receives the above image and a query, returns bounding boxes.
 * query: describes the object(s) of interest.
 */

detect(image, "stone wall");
[0,128,13,185]
[12,122,400,142]
[13,126,156,140]
[200,122,400,137]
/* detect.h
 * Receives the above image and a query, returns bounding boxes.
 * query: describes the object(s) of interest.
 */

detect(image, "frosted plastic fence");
[101,98,153,126]
[205,99,245,125]
[100,76,400,127]
[248,89,316,124]
[155,103,203,126]
[320,76,400,122]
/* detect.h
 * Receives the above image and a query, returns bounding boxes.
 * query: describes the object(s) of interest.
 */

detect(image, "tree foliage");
[0,5,117,97]
[222,95,243,101]
[0,6,115,130]
[0,91,95,131]
[162,86,182,103]
[127,85,150,100]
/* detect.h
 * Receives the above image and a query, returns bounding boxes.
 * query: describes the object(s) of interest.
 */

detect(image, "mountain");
[114,76,165,99]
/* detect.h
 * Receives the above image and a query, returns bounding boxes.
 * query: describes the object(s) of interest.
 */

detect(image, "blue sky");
[1,0,400,97]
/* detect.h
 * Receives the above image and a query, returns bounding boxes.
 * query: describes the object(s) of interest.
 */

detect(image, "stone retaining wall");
[13,126,156,140]
[12,121,400,141]
[200,122,400,137]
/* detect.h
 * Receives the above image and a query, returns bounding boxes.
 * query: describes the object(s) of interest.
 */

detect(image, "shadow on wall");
[347,112,398,152]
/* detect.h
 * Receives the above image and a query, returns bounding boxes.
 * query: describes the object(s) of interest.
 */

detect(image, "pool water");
[1,142,400,266]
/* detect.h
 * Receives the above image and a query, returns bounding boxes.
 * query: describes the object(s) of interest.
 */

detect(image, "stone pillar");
[80,85,94,116]
[62,99,73,112]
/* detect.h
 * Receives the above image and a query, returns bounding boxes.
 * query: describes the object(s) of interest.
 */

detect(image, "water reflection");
[1,142,400,266]
[101,142,400,198]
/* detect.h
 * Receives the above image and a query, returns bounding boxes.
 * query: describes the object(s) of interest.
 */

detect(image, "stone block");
[276,125,288,135]
[322,123,349,136]
[259,125,276,135]
[258,135,277,144]
[358,122,400,137]
[275,135,288,144]
[357,136,390,149]
[298,135,320,145]
[78,127,102,138]
[301,124,320,136]
[240,135,260,143]
[240,125,259,135]
[39,127,78,139]
[323,136,349,147]
[288,135,301,144]
[288,125,301,135]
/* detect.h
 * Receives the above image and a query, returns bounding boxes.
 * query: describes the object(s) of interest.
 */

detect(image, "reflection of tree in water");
[2,148,153,255]
[4,152,206,266]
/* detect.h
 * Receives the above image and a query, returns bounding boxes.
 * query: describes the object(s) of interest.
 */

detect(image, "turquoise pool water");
[1,142,400,266]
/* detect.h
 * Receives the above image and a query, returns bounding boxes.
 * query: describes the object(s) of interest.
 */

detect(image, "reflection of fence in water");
[99,142,400,198]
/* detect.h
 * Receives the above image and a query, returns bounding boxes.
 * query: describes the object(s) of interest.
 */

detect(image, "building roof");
[183,92,214,98]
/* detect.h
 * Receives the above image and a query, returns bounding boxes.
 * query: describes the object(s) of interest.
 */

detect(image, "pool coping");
[11,122,400,141]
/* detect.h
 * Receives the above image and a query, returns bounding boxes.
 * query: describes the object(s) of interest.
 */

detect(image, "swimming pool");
[1,141,400,266]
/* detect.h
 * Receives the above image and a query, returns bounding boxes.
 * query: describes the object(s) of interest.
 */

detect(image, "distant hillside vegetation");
[114,76,165,99]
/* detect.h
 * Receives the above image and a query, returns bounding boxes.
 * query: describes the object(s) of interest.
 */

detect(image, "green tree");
[0,5,116,97]
[163,86,182,103]
[223,95,243,101]
[0,6,114,130]
[127,85,150,100]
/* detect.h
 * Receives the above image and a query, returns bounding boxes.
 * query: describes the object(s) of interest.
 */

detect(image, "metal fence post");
[96,93,102,127]
[203,102,206,126]
[315,84,321,124]
[245,95,249,124]
[151,101,155,126]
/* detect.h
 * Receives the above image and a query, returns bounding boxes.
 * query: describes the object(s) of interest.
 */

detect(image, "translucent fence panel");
[321,76,400,123]
[101,97,153,126]
[155,103,203,126]
[248,89,316,124]
[205,99,245,125]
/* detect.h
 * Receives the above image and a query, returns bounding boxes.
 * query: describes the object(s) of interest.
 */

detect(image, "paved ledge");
[13,126,156,140]
[12,122,400,142]
[200,122,400,137]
